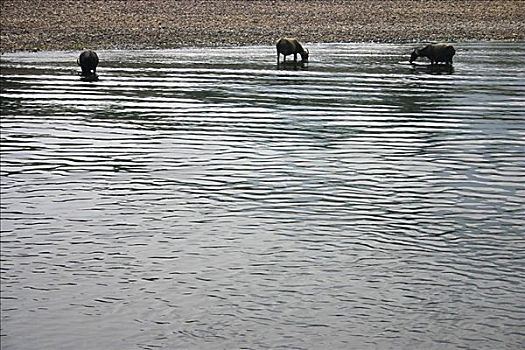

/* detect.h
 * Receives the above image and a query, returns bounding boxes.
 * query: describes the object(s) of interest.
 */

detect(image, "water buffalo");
[77,50,99,77]
[276,38,309,66]
[409,44,455,65]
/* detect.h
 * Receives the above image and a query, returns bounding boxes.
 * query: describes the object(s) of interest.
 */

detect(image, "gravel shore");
[1,0,524,52]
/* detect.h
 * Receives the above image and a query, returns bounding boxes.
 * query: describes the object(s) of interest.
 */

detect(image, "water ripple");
[1,42,524,350]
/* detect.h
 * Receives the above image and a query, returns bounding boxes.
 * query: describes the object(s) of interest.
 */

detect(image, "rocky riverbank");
[1,0,524,52]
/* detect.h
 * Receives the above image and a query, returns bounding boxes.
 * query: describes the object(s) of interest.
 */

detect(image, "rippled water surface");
[1,43,524,349]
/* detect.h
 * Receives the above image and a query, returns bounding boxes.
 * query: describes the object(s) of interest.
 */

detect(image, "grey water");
[1,42,524,350]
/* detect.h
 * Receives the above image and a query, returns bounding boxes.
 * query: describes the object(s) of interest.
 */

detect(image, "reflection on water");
[1,42,525,350]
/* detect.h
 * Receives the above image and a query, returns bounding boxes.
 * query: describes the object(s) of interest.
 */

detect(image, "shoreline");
[2,39,522,55]
[2,0,524,53]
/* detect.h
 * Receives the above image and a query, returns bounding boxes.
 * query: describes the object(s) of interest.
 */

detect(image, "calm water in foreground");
[1,42,524,349]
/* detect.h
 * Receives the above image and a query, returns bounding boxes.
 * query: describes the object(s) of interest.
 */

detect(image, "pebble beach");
[1,0,524,52]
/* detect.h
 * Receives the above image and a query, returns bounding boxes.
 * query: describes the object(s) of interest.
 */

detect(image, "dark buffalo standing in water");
[276,38,309,66]
[77,50,99,78]
[410,44,456,65]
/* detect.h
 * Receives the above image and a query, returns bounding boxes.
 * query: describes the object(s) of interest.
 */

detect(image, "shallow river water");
[1,42,524,349]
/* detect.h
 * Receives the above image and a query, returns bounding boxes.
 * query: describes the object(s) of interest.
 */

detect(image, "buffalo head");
[300,49,309,63]
[409,49,420,64]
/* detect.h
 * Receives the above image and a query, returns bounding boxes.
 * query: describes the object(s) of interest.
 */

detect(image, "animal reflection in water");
[77,50,99,81]
[276,37,309,68]
[410,62,455,75]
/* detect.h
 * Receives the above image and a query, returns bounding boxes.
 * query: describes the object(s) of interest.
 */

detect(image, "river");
[1,42,524,349]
